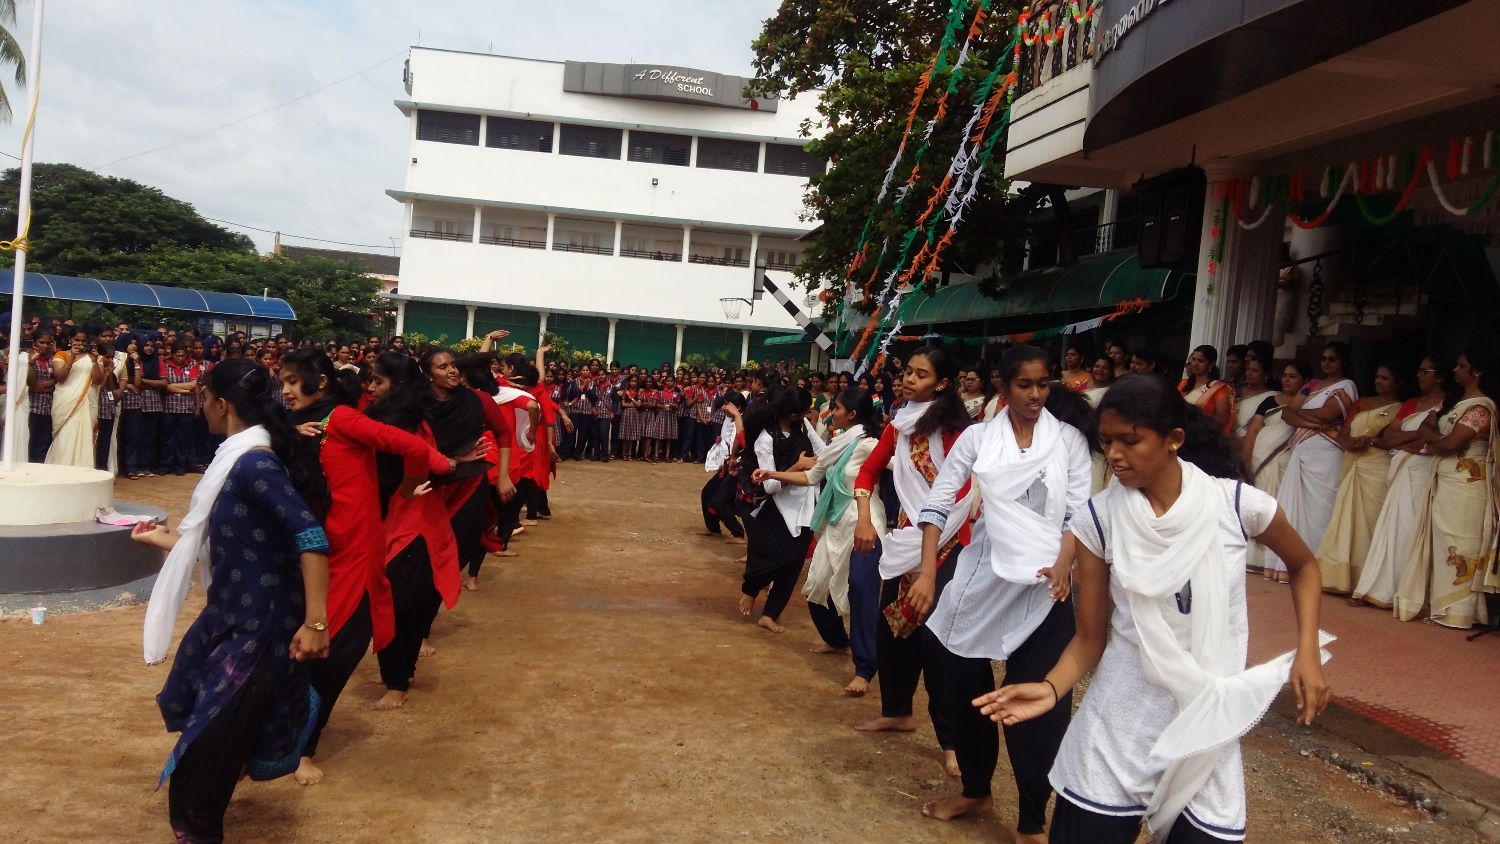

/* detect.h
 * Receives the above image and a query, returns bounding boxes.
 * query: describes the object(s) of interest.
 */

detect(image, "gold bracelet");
[853,489,872,499]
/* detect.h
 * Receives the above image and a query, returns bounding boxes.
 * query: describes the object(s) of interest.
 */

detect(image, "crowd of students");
[687,332,1498,839]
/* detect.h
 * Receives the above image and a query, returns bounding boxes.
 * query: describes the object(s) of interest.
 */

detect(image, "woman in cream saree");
[45,330,104,469]
[1396,350,1499,628]
[1315,364,1403,593]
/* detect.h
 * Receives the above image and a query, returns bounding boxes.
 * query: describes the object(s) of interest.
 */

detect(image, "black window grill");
[417,110,480,145]
[627,131,691,166]
[559,124,623,159]
[487,117,554,152]
[764,143,822,178]
[696,137,760,172]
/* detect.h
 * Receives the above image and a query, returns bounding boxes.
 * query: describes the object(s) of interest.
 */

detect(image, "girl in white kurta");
[911,346,1092,842]
[975,374,1331,844]
[754,388,887,695]
[1265,343,1357,582]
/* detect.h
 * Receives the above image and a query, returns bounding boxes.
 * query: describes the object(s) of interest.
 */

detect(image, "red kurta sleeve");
[330,405,449,478]
[854,425,899,492]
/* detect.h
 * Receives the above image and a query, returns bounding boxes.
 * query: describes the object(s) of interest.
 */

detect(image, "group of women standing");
[715,344,1331,843]
[128,342,557,841]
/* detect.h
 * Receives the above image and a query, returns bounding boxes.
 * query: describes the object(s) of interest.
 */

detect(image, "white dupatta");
[879,401,972,580]
[973,407,1069,583]
[1110,459,1333,838]
[494,385,536,451]
[143,425,272,665]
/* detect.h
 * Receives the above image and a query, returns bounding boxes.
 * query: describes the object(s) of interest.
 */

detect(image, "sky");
[0,0,782,257]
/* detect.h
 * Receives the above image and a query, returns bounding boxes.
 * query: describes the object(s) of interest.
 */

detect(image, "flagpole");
[2,0,45,472]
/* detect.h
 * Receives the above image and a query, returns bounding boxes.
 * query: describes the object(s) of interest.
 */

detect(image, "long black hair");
[907,345,970,438]
[279,346,362,407]
[365,351,429,433]
[1180,344,1222,393]
[1098,373,1249,481]
[455,352,499,394]
[203,358,313,495]
[836,387,885,440]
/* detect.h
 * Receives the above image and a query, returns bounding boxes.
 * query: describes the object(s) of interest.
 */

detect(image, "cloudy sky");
[0,0,781,256]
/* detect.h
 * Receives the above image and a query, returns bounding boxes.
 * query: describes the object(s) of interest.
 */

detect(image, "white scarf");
[1110,460,1333,837]
[494,386,535,451]
[142,425,272,665]
[973,407,1069,583]
[704,417,736,473]
[880,401,972,580]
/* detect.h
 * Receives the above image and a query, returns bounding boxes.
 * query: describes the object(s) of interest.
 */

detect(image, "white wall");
[399,237,801,332]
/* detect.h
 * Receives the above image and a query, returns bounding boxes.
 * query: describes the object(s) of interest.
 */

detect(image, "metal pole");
[2,0,45,473]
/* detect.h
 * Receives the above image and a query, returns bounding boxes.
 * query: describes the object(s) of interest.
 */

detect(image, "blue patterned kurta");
[156,451,330,787]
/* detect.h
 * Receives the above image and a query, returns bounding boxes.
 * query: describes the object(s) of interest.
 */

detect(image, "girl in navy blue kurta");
[155,449,329,838]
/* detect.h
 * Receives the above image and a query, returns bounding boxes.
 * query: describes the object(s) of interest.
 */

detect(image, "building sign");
[1095,0,1175,64]
[563,61,778,112]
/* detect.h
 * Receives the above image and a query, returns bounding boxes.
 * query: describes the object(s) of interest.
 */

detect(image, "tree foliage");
[748,0,1044,313]
[0,163,384,340]
[0,0,27,123]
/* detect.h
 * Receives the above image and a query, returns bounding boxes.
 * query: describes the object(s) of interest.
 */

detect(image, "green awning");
[763,333,811,346]
[905,249,1184,324]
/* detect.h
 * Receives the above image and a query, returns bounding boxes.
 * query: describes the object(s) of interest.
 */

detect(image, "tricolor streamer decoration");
[1226,129,1500,232]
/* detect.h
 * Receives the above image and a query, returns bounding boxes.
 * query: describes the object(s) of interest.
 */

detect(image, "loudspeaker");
[1134,167,1206,269]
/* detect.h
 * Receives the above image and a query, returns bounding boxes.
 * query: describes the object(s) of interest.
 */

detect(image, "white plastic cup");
[30,607,46,625]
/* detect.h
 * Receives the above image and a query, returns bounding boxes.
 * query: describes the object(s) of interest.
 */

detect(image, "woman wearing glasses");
[1264,343,1357,584]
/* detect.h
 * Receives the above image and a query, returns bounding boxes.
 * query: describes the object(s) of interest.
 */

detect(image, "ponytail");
[1098,374,1248,480]
[908,345,970,438]
[204,359,310,492]
[838,387,885,440]
[279,346,361,407]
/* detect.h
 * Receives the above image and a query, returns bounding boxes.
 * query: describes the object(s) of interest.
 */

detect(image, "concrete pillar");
[1097,189,1119,253]
[756,142,766,173]
[673,323,685,369]
[749,231,760,279]
[613,219,623,257]
[552,122,561,154]
[394,300,406,338]
[464,304,477,339]
[681,225,692,263]
[477,114,487,147]
[740,329,751,367]
[403,200,414,236]
[538,311,549,348]
[471,205,482,244]
[689,136,699,167]
[545,213,556,251]
[606,317,618,363]
[1189,160,1282,356]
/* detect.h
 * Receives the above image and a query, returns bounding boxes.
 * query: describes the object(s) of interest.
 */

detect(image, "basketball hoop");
[720,297,752,319]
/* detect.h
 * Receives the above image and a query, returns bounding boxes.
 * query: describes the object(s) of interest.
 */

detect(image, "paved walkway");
[1247,577,1500,778]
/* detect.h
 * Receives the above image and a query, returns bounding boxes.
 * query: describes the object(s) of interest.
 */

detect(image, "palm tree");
[0,0,27,124]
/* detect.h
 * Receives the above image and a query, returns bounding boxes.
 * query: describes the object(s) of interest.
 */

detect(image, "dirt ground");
[0,461,1479,843]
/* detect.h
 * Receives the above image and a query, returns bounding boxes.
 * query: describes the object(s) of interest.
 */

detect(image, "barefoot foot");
[494,549,519,557]
[724,536,746,546]
[810,643,850,654]
[418,640,436,658]
[294,757,324,786]
[372,689,407,711]
[1013,831,1048,844]
[734,555,747,565]
[758,615,786,633]
[464,575,479,591]
[944,749,962,779]
[521,519,539,527]
[854,715,916,733]
[1346,596,1367,607]
[921,795,992,820]
[844,676,869,696]
[738,594,755,617]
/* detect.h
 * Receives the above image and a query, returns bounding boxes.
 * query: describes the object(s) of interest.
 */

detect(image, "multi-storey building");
[387,48,825,367]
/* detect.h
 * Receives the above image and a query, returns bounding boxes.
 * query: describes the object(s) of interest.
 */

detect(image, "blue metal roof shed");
[0,272,297,320]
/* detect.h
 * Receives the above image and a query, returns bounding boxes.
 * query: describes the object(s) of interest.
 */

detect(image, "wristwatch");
[303,621,329,632]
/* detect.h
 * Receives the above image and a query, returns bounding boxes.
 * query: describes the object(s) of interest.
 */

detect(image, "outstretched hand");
[973,682,1058,726]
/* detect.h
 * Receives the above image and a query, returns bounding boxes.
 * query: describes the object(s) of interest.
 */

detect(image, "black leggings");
[450,482,488,578]
[495,478,536,551]
[742,506,811,621]
[934,597,1076,834]
[376,538,441,692]
[168,658,277,844]
[526,485,550,519]
[876,553,957,749]
[1051,796,1233,843]
[305,596,372,758]
[700,473,744,538]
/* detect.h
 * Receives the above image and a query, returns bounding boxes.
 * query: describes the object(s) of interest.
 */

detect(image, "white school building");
[387,48,824,367]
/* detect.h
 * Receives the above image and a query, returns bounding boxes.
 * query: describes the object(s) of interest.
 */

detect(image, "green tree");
[0,163,253,277]
[747,1,1042,314]
[0,0,26,123]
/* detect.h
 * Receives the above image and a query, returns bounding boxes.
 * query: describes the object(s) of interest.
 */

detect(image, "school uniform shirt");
[162,361,201,414]
[1053,480,1279,841]
[591,382,616,418]
[29,356,52,415]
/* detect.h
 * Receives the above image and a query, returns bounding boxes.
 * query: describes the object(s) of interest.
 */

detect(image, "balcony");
[552,242,613,256]
[763,259,799,272]
[1015,0,1099,99]
[409,229,470,242]
[1073,218,1140,259]
[622,248,682,262]
[689,254,751,269]
[480,235,546,249]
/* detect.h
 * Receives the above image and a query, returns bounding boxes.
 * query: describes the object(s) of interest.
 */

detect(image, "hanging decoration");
[1224,129,1500,233]
[1021,1,1099,46]
[888,299,1151,346]
[1204,197,1227,295]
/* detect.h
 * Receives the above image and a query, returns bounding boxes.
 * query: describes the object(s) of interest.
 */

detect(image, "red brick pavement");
[1246,576,1500,776]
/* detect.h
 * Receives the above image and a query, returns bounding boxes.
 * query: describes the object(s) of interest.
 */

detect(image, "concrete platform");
[0,463,115,526]
[0,500,167,594]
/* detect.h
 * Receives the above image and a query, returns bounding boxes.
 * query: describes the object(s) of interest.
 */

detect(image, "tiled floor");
[1246,576,1500,776]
